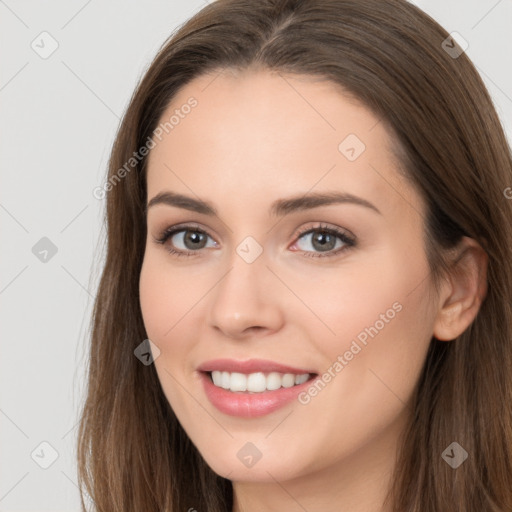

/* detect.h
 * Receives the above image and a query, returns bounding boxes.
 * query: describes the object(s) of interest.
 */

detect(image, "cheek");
[287,257,417,340]
[139,256,200,413]
[139,259,172,340]
[139,253,212,408]
[291,245,435,390]
[139,253,206,341]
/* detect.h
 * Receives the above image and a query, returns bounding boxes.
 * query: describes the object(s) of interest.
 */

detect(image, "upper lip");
[197,358,316,375]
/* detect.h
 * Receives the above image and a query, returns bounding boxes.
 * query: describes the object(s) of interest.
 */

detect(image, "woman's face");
[139,68,439,483]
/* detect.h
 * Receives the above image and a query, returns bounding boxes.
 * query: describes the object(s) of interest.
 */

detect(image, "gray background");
[1,1,511,510]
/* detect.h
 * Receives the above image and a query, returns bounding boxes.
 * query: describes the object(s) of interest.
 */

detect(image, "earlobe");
[432,237,488,342]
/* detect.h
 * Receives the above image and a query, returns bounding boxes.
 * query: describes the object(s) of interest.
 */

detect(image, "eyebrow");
[146,190,381,216]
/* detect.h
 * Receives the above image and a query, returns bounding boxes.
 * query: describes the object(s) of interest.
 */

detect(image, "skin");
[139,67,487,512]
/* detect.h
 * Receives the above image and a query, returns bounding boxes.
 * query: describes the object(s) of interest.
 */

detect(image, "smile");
[197,359,318,417]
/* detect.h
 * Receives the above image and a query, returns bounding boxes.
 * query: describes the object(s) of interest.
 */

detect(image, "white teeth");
[230,372,247,392]
[266,372,282,391]
[247,372,267,392]
[281,374,295,388]
[295,374,309,385]
[211,371,222,387]
[210,370,311,392]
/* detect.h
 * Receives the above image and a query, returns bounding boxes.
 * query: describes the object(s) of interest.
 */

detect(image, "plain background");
[1,0,511,510]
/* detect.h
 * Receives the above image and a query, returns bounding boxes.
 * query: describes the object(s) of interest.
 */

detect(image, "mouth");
[197,359,318,417]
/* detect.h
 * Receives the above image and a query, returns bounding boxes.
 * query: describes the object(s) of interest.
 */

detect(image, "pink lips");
[197,358,317,418]
[197,358,315,375]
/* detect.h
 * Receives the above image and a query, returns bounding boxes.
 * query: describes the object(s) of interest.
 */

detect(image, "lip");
[197,358,316,375]
[197,359,317,418]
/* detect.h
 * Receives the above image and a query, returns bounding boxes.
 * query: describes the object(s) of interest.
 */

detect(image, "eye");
[290,223,356,258]
[153,224,217,257]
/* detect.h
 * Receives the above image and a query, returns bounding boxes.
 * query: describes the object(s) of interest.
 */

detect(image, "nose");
[207,251,285,340]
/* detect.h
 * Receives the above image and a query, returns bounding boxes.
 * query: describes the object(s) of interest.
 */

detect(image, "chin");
[195,441,308,483]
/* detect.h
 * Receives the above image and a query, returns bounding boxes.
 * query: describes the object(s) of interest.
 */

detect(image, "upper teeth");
[211,371,310,393]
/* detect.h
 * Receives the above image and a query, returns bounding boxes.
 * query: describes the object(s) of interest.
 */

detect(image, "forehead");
[145,68,421,219]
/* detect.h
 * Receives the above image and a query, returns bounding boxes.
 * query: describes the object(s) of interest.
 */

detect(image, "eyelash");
[153,223,356,259]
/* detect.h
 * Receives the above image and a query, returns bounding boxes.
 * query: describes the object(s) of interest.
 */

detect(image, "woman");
[78,0,512,510]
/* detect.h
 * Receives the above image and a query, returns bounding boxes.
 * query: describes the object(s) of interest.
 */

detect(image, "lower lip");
[200,372,315,418]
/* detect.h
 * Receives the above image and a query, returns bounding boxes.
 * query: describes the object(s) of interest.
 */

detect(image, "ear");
[433,237,488,341]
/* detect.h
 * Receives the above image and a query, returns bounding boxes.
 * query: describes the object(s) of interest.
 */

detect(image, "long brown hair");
[77,0,512,510]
